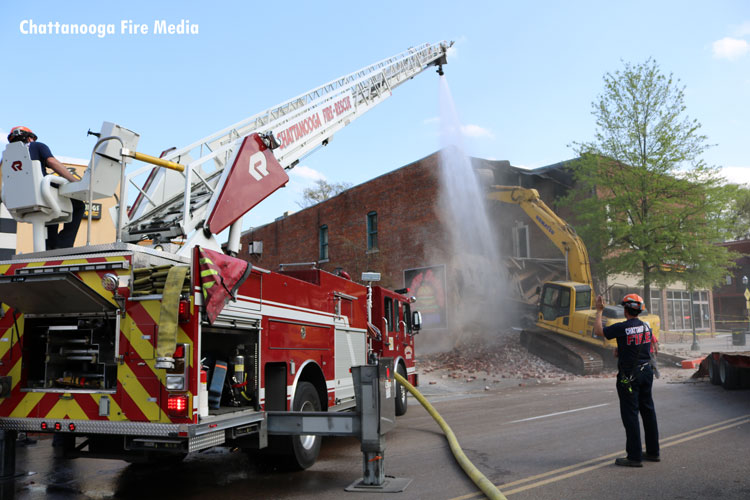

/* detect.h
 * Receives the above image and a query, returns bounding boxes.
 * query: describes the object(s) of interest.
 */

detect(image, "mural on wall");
[404,265,447,328]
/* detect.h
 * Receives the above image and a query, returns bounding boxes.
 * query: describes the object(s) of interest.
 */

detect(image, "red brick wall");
[241,152,449,291]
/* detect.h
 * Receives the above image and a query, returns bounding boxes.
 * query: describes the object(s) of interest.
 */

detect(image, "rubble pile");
[418,332,578,382]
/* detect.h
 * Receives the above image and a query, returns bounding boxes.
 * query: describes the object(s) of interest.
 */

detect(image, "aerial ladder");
[487,185,661,374]
[119,41,453,256]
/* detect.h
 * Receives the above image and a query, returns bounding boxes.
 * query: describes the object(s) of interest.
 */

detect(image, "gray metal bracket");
[267,359,411,492]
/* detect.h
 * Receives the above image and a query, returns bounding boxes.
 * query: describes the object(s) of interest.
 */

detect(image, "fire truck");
[0,41,450,471]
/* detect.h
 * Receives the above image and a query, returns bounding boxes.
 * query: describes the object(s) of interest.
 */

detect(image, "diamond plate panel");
[189,430,225,452]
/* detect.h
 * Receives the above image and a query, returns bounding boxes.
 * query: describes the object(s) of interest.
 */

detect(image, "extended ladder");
[123,41,451,246]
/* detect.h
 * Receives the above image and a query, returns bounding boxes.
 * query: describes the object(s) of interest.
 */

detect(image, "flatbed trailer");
[703,350,750,390]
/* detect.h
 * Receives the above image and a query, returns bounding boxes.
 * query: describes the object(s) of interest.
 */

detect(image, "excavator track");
[520,329,604,375]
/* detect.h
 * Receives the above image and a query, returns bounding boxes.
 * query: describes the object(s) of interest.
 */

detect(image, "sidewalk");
[658,331,749,365]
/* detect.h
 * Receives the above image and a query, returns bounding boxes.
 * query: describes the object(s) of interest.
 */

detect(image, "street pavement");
[5,360,749,500]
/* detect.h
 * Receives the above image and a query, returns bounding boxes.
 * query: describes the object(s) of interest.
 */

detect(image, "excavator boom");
[487,185,593,287]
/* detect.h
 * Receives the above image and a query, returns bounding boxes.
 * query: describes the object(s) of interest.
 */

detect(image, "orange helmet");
[621,293,644,312]
[7,126,37,143]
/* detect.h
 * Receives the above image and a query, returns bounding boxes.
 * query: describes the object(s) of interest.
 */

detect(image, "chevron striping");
[74,393,105,420]
[0,327,22,366]
[105,394,126,421]
[46,396,90,420]
[118,362,160,421]
[36,392,67,417]
[116,380,150,422]
[15,392,47,418]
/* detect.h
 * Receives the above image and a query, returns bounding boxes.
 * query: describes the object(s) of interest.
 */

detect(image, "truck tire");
[395,363,408,416]
[720,356,741,390]
[708,355,721,385]
[287,381,322,469]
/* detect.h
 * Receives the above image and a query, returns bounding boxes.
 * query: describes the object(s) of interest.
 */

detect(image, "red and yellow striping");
[0,256,194,424]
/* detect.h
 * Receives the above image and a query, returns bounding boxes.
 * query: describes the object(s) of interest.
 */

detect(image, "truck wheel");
[395,363,408,417]
[720,356,740,390]
[287,381,322,469]
[708,355,721,385]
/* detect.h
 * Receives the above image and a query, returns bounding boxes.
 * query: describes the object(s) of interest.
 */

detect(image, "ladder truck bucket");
[1,142,73,251]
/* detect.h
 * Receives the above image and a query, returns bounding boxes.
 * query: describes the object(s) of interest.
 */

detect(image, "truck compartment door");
[334,329,366,401]
[0,272,117,316]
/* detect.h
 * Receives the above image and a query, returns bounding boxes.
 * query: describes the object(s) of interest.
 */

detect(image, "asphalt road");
[5,368,750,500]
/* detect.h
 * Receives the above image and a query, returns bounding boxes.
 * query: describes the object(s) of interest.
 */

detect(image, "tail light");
[167,395,188,417]
[178,299,190,323]
[173,344,185,359]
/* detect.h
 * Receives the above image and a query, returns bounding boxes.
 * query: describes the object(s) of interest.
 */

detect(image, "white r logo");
[248,151,268,181]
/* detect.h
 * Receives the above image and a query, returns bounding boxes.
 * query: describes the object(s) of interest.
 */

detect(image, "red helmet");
[621,293,644,312]
[7,126,37,143]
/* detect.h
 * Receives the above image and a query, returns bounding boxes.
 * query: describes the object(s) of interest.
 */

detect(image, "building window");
[666,290,710,331]
[319,225,328,261]
[513,222,529,258]
[367,211,378,251]
[692,291,711,330]
[666,291,691,331]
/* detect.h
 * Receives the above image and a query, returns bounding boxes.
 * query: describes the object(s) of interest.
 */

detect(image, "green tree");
[720,184,750,241]
[567,58,736,309]
[297,179,352,208]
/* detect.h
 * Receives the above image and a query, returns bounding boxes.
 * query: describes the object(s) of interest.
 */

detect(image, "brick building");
[712,239,750,331]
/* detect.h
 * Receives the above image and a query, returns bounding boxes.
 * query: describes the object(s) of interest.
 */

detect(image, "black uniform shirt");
[603,317,653,371]
[28,141,54,175]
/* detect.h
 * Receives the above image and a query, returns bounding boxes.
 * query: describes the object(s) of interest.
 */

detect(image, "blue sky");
[2,0,748,235]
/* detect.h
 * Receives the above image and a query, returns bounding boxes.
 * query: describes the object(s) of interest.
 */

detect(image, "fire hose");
[393,372,506,500]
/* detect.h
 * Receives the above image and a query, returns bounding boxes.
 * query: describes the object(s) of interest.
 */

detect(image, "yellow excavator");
[487,186,661,374]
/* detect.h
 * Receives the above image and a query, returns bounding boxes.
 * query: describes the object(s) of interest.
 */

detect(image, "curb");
[657,352,686,367]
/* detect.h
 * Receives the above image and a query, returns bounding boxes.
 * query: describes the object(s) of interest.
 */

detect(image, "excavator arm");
[486,185,593,287]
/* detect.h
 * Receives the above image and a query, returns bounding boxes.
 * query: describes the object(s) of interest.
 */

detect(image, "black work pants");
[46,199,85,250]
[616,363,659,461]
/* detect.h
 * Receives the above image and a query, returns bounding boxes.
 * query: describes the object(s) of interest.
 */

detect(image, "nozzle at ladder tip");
[437,64,444,76]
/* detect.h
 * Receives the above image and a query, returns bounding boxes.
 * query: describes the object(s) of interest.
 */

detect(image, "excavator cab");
[536,281,600,344]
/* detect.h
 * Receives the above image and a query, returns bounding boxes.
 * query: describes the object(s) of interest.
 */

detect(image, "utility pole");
[690,289,699,351]
[743,276,750,334]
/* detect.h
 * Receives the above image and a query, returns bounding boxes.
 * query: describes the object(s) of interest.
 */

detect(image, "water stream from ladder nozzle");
[437,75,508,340]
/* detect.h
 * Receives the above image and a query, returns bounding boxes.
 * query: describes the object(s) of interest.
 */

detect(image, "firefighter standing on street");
[6,126,84,249]
[594,293,660,467]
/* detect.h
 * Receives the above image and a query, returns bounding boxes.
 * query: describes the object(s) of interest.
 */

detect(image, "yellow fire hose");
[394,372,507,500]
